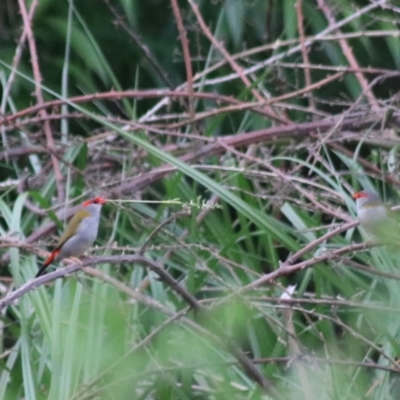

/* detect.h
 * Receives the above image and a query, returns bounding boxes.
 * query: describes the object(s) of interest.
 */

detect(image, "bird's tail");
[36,249,60,278]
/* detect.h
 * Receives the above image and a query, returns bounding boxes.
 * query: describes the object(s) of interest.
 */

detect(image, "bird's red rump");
[43,248,61,267]
[352,192,368,199]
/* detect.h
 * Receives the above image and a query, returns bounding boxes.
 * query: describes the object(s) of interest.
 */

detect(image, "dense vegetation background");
[1,0,400,399]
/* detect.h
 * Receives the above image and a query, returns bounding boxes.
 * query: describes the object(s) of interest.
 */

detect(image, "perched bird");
[353,190,400,244]
[36,197,106,277]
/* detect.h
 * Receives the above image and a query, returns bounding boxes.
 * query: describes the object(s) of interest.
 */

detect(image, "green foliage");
[1,0,400,399]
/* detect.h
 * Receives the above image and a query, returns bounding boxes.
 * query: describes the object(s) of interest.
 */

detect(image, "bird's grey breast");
[57,203,103,259]
[358,204,388,228]
[76,204,102,244]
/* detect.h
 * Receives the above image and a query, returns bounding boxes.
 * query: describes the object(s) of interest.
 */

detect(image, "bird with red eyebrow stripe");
[36,197,107,278]
[352,190,400,245]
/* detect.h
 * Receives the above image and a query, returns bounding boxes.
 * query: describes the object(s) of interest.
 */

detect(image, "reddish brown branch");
[187,0,289,124]
[17,0,64,201]
[296,0,315,110]
[316,0,380,110]
[171,0,195,120]
[0,89,273,126]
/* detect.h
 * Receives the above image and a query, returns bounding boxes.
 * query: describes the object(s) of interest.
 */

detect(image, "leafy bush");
[1,0,400,399]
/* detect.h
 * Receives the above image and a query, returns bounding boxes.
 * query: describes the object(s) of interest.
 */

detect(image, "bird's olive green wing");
[54,209,91,249]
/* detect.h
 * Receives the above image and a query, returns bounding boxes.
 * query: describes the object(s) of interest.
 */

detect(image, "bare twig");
[171,0,195,120]
[17,0,64,201]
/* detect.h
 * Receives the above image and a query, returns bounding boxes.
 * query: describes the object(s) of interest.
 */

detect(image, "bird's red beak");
[95,197,107,205]
[83,197,107,207]
[352,192,368,200]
